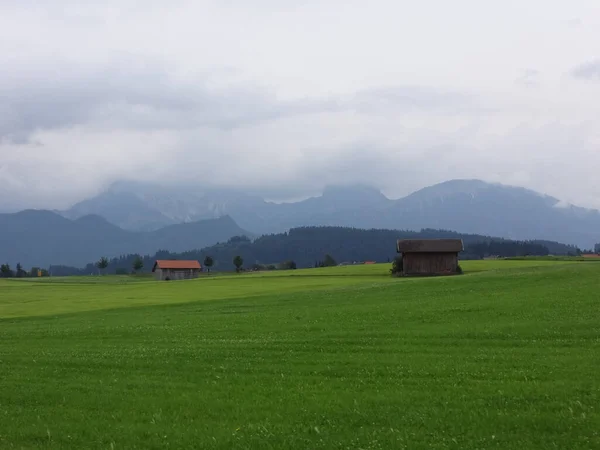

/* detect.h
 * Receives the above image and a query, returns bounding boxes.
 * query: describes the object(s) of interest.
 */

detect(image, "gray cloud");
[515,69,541,88]
[1,54,483,145]
[1,0,600,212]
[351,86,486,114]
[0,57,340,144]
[571,60,600,80]
[564,17,583,28]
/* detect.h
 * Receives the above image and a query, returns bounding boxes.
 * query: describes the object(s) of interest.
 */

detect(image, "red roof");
[152,260,202,271]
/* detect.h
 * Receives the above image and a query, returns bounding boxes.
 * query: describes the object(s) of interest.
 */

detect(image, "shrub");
[132,257,144,273]
[279,260,297,270]
[322,254,337,267]
[316,255,337,267]
[390,256,403,276]
[456,264,463,275]
[203,256,214,272]
[233,256,244,273]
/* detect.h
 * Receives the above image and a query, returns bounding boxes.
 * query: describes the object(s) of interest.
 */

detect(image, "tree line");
[9,226,583,277]
[0,263,49,278]
[461,241,552,259]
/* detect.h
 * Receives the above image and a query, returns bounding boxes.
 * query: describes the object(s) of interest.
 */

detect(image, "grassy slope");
[0,260,567,319]
[1,261,599,449]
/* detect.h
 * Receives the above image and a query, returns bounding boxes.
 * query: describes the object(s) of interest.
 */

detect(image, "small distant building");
[152,260,202,281]
[582,254,600,259]
[396,239,464,276]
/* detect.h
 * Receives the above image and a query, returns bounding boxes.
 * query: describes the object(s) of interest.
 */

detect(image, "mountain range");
[3,178,599,268]
[59,179,600,248]
[0,212,249,268]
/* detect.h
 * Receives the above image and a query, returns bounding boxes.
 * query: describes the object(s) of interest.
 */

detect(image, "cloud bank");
[1,0,600,210]
[571,59,600,80]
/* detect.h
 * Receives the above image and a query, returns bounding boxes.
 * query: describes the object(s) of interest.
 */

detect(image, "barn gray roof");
[396,239,464,253]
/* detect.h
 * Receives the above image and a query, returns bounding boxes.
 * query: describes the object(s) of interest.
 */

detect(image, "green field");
[1,260,599,449]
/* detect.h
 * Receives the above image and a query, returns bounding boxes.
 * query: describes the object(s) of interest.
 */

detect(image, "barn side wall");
[402,252,458,276]
[157,268,200,281]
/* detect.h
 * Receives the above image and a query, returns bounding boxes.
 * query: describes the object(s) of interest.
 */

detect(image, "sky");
[1,0,600,210]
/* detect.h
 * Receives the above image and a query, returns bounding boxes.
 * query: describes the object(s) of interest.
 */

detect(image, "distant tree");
[15,263,26,278]
[279,260,297,270]
[48,265,82,277]
[40,269,49,277]
[322,254,337,267]
[233,255,244,273]
[595,243,600,254]
[228,236,251,244]
[204,256,214,273]
[132,256,144,273]
[464,241,549,259]
[96,257,109,275]
[0,264,13,278]
[115,268,129,275]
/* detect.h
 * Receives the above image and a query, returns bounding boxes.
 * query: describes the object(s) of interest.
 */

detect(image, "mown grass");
[0,260,570,319]
[503,256,588,261]
[1,261,599,449]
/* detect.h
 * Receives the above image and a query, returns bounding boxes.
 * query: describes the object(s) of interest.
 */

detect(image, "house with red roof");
[152,260,202,281]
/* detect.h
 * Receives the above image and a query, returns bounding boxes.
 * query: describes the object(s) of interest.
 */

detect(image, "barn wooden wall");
[403,252,458,275]
[154,269,200,281]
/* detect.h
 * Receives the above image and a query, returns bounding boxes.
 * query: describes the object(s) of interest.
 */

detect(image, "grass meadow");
[1,260,599,449]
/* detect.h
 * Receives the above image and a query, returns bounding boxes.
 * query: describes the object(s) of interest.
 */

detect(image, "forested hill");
[49,226,581,276]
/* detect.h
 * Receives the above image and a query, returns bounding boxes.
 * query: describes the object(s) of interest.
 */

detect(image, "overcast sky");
[1,0,599,210]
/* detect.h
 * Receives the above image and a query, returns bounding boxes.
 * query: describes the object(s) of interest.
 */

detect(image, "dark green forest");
[34,226,583,277]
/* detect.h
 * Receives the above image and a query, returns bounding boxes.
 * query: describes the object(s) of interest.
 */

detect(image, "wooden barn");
[152,260,202,281]
[396,239,463,276]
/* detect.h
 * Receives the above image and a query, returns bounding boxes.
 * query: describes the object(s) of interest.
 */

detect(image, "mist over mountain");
[59,179,600,248]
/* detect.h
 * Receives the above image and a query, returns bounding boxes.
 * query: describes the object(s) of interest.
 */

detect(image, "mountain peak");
[7,209,70,224]
[415,179,495,196]
[323,184,384,197]
[321,184,389,205]
[406,179,558,204]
